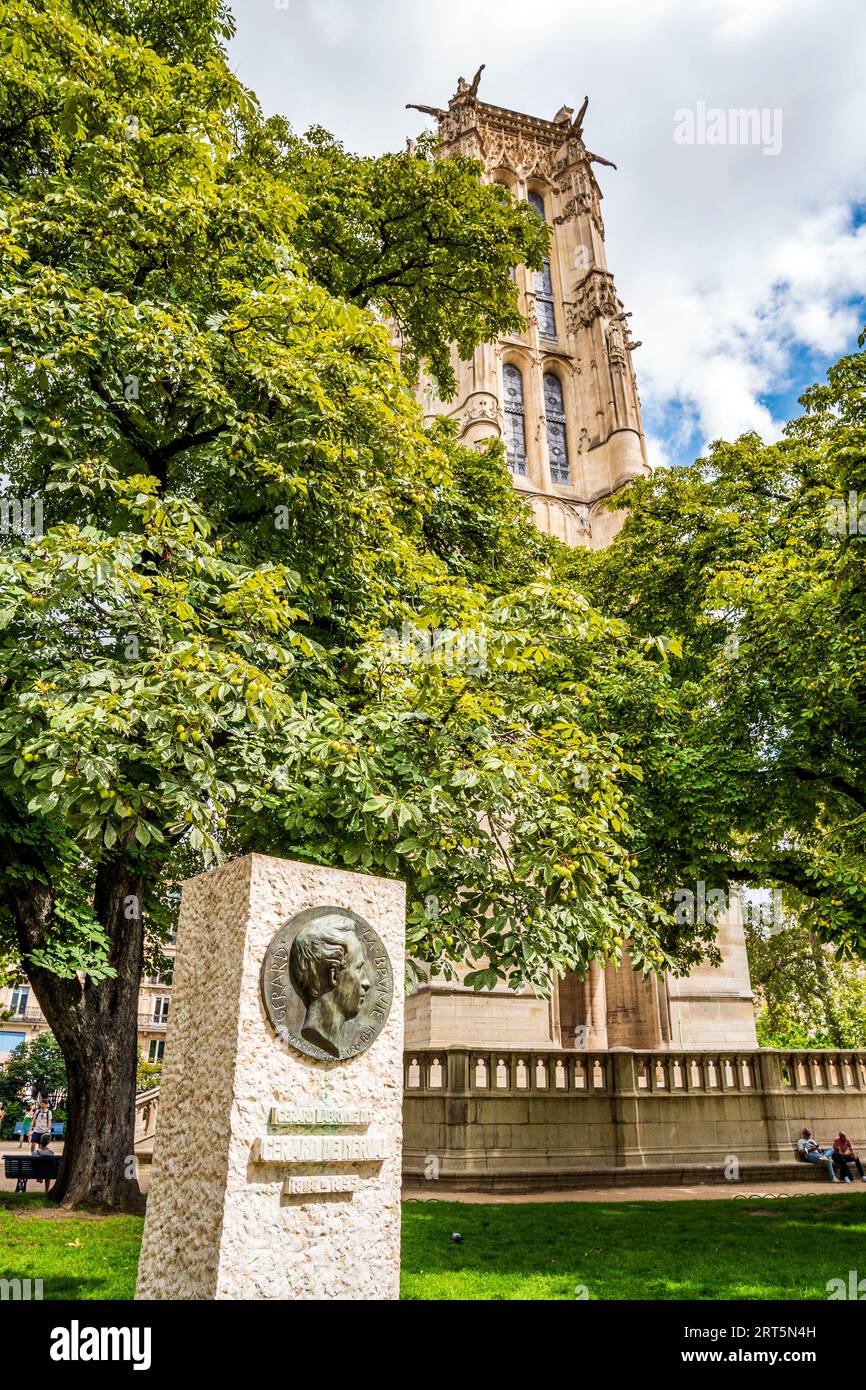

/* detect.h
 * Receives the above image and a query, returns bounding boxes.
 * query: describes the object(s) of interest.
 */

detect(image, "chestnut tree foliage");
[567,335,866,964]
[0,0,686,1204]
[748,912,866,1049]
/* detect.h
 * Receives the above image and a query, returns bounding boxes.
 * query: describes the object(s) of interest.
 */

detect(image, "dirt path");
[402,1179,866,1204]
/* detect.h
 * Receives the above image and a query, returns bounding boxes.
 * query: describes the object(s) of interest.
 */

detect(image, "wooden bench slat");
[4,1156,61,1177]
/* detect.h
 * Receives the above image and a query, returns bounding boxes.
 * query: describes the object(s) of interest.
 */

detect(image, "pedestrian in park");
[797,1128,837,1181]
[17,1103,34,1149]
[30,1098,53,1153]
[31,1133,56,1193]
[832,1132,866,1183]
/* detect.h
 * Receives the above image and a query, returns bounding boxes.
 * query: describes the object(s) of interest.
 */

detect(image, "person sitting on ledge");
[797,1129,837,1181]
[831,1132,866,1183]
[31,1133,57,1193]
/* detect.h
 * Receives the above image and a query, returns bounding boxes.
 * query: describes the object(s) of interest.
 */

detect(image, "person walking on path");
[17,1103,34,1149]
[29,1099,52,1153]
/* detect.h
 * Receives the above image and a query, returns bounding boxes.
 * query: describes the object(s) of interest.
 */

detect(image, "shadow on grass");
[1,1190,863,1301]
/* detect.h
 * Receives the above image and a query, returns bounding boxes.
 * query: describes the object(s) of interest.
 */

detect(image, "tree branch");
[791,765,866,813]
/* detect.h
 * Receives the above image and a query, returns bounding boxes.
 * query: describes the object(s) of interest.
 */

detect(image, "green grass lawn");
[1,1191,863,1300]
[399,1194,866,1300]
[0,1194,142,1300]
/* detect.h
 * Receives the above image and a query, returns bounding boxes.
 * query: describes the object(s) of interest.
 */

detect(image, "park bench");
[11,1121,64,1139]
[4,1153,61,1192]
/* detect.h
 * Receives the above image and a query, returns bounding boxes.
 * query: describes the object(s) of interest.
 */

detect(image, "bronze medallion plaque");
[260,905,394,1062]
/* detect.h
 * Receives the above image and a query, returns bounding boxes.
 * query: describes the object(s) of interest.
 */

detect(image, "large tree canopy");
[0,0,682,1205]
[567,333,866,960]
[69,0,236,61]
[274,124,548,396]
[747,911,866,1049]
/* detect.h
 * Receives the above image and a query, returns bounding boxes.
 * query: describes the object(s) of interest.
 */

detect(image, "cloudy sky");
[229,0,866,468]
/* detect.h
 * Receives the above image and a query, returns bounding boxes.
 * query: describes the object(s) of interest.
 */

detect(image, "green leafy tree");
[748,914,866,1048]
[0,1031,67,1107]
[277,125,547,396]
[0,0,681,1206]
[69,0,235,62]
[136,1050,162,1093]
[568,333,866,956]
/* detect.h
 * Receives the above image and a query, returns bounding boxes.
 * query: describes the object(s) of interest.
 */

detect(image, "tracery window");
[535,259,556,339]
[526,191,555,337]
[502,364,528,477]
[544,372,570,483]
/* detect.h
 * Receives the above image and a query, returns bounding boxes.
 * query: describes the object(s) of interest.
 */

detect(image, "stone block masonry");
[136,854,405,1300]
[403,1047,866,1191]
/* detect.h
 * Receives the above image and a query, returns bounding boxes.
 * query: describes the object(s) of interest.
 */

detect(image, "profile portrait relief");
[260,905,394,1062]
[288,916,371,1058]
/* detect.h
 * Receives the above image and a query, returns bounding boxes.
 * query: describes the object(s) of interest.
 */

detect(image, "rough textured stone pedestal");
[135,854,405,1301]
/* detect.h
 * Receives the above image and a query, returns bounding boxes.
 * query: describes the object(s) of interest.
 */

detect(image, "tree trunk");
[1,824,147,1209]
[51,991,143,1209]
[54,859,144,1208]
[31,928,144,1209]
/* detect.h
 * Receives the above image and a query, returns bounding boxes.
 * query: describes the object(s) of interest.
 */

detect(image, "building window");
[544,373,570,483]
[526,192,555,337]
[152,996,170,1025]
[527,192,555,337]
[535,261,556,340]
[502,364,528,477]
[9,985,29,1016]
[148,1040,165,1064]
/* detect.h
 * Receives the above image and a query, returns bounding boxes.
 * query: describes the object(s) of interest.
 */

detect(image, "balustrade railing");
[137,1014,169,1030]
[3,1008,47,1024]
[403,1048,866,1096]
[778,1050,866,1091]
[404,1049,608,1094]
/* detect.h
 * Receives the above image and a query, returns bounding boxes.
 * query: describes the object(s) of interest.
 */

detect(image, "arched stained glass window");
[544,372,569,483]
[502,364,528,477]
[535,260,556,339]
[526,191,555,336]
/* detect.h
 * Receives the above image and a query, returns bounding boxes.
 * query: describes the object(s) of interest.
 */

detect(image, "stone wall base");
[403,1160,825,1194]
[403,1046,866,1194]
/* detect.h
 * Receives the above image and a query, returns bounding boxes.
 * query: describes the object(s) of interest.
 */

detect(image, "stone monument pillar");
[135,853,406,1301]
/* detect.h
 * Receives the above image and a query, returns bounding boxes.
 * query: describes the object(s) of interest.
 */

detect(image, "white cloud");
[644,432,675,471]
[230,0,866,464]
[306,0,356,46]
[635,203,866,461]
[707,0,814,44]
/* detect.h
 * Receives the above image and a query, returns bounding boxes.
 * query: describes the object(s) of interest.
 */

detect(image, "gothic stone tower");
[411,69,649,548]
[404,71,757,1052]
